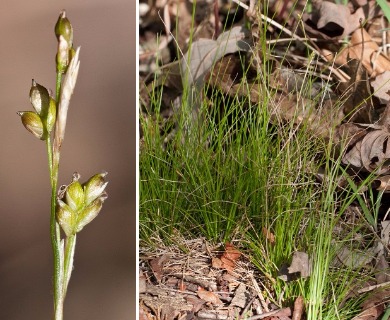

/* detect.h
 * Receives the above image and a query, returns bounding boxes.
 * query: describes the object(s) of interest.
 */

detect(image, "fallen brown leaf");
[372,175,390,192]
[288,252,311,278]
[279,251,311,281]
[354,288,390,320]
[179,25,253,90]
[341,101,390,174]
[212,242,242,272]
[197,287,223,306]
[185,295,206,313]
[305,1,365,38]
[337,28,390,77]
[219,256,236,272]
[150,254,170,282]
[224,242,241,261]
[292,296,305,320]
[230,283,247,308]
[371,70,390,103]
[360,129,390,173]
[211,257,224,269]
[262,226,276,244]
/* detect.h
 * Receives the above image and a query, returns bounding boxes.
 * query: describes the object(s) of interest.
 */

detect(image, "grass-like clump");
[139,5,383,318]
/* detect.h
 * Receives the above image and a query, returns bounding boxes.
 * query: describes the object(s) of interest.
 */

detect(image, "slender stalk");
[56,73,62,103]
[50,71,64,320]
[50,48,80,319]
[63,235,77,297]
[47,135,63,319]
[54,239,64,320]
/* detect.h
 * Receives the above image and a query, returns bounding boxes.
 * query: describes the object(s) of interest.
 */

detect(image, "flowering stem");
[50,71,65,320]
[47,134,63,320]
[17,11,106,320]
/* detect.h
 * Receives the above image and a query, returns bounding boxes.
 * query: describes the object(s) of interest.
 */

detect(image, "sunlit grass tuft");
[139,6,381,318]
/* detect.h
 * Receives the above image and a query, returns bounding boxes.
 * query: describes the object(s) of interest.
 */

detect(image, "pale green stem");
[56,72,62,103]
[51,49,80,318]
[63,235,77,297]
[54,239,64,320]
[51,72,65,320]
[47,134,64,320]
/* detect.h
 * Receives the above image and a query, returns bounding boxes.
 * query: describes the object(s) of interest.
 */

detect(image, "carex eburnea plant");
[17,11,108,320]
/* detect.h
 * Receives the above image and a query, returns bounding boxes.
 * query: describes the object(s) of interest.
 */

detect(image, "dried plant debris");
[140,238,294,319]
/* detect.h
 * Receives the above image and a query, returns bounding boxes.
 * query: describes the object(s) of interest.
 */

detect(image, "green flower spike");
[56,172,108,236]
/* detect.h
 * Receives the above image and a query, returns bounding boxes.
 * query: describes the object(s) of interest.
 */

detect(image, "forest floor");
[139,0,390,319]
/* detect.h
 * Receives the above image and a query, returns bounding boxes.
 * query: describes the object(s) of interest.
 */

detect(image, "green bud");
[55,10,73,46]
[83,172,108,206]
[55,11,73,74]
[66,180,85,212]
[17,111,46,140]
[29,80,50,116]
[46,98,57,133]
[56,199,77,237]
[75,197,106,233]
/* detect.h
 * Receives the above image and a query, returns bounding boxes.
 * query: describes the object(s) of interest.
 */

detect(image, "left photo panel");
[0,1,136,319]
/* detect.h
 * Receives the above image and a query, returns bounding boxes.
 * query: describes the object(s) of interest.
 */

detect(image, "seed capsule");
[83,172,108,205]
[29,80,50,116]
[65,180,85,212]
[17,111,46,140]
[55,10,73,46]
